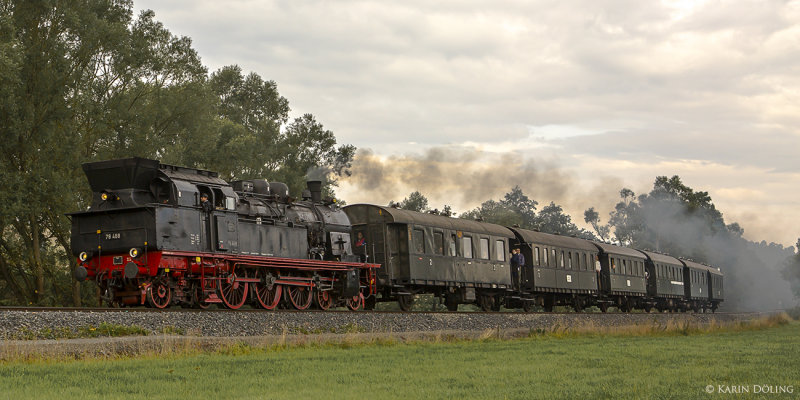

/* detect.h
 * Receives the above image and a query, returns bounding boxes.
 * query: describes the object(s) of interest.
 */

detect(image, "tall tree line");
[0,0,354,306]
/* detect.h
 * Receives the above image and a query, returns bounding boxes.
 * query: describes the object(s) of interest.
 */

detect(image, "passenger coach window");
[535,247,541,265]
[434,232,444,255]
[479,238,489,259]
[450,235,457,256]
[462,237,473,258]
[412,229,425,254]
[552,249,557,267]
[495,240,505,261]
[542,248,548,266]
[560,251,565,268]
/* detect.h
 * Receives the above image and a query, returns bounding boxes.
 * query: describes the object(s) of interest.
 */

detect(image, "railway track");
[0,305,761,315]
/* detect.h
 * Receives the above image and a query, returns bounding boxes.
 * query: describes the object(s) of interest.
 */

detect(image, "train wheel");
[146,280,172,309]
[192,285,211,310]
[599,303,609,313]
[572,297,584,313]
[445,295,460,312]
[287,285,313,310]
[542,297,554,313]
[252,271,281,310]
[219,273,248,310]
[364,295,377,311]
[347,293,364,311]
[397,295,414,312]
[479,295,495,312]
[491,296,502,312]
[522,300,532,313]
[315,289,333,311]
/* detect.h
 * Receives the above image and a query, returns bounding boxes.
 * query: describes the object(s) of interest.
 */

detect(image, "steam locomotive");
[70,157,723,312]
[69,158,376,310]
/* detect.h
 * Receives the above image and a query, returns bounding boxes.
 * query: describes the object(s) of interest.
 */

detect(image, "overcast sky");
[135,0,800,247]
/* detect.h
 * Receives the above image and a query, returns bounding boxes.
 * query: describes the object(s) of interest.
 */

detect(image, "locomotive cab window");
[212,188,226,209]
[462,236,473,259]
[197,186,213,205]
[150,178,175,205]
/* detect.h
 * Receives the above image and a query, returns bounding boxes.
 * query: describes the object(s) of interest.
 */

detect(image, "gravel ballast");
[0,309,758,338]
[0,310,765,359]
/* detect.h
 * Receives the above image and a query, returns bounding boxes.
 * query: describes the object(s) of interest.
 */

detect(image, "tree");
[187,66,354,198]
[535,202,584,236]
[783,238,800,300]
[0,1,355,307]
[461,186,538,228]
[398,191,429,212]
[608,188,641,245]
[584,207,610,241]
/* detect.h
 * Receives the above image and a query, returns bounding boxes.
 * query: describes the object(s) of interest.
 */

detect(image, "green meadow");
[1,320,798,399]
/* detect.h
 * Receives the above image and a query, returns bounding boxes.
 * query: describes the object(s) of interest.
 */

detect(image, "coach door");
[386,224,410,283]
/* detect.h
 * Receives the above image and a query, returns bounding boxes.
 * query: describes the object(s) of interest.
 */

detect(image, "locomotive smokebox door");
[340,269,360,297]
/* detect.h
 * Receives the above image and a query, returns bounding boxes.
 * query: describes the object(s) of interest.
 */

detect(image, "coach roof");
[680,258,723,276]
[592,242,647,260]
[344,204,513,237]
[637,250,683,266]
[510,227,597,252]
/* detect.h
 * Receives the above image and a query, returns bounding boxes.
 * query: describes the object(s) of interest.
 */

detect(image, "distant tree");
[441,205,454,217]
[584,207,610,242]
[535,202,584,236]
[399,191,429,212]
[726,222,744,237]
[782,238,800,300]
[608,188,640,245]
[461,186,538,228]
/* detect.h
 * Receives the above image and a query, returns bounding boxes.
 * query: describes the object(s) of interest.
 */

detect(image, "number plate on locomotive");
[105,233,121,240]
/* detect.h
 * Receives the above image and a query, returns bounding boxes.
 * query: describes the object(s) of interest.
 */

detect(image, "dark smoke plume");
[637,201,796,311]
[344,147,624,214]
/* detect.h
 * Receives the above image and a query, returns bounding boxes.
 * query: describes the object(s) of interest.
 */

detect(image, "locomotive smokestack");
[307,180,322,203]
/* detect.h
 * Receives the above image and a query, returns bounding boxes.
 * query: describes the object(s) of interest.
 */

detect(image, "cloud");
[135,0,800,246]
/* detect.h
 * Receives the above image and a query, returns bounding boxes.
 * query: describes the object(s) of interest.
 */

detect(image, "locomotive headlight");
[79,252,89,262]
[101,191,117,201]
[129,248,140,258]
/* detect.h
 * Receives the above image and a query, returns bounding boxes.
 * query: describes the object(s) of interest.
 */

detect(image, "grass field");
[1,321,798,399]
